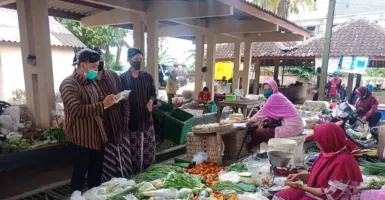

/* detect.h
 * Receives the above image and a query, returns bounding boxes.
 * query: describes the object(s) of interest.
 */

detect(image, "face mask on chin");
[82,64,98,80]
[130,61,141,70]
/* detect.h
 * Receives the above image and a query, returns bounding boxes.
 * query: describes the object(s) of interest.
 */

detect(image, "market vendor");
[273,123,362,200]
[60,49,116,191]
[121,48,156,173]
[352,86,382,128]
[198,87,212,104]
[326,71,342,103]
[246,80,303,153]
[94,47,132,181]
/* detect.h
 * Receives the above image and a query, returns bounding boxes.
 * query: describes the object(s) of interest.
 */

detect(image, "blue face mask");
[85,70,98,80]
[263,90,274,99]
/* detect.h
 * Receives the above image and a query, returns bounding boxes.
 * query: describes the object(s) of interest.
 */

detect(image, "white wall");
[0,42,75,102]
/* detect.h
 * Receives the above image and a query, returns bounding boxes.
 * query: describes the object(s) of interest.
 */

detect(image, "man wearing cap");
[93,47,132,181]
[60,48,116,191]
[326,71,342,103]
[121,48,157,173]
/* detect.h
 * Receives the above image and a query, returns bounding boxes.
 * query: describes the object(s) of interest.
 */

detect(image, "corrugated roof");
[0,8,85,48]
[287,18,385,57]
[215,42,300,60]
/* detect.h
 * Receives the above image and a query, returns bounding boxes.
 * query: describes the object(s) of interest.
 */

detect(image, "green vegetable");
[107,186,137,200]
[239,172,252,177]
[212,181,245,193]
[360,160,385,175]
[135,164,182,183]
[43,127,66,144]
[236,183,256,193]
[228,163,248,173]
[164,173,204,190]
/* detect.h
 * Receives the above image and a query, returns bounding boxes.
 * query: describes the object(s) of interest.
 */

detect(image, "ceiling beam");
[0,0,14,6]
[3,3,85,20]
[245,32,306,42]
[60,0,113,11]
[147,1,233,20]
[215,0,310,38]
[82,0,144,13]
[80,9,143,27]
[207,18,278,33]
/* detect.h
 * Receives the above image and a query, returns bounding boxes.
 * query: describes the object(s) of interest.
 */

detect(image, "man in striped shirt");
[60,49,116,191]
[121,48,157,173]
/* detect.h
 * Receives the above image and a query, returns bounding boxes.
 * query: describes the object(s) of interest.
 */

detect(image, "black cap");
[127,48,143,60]
[72,48,101,66]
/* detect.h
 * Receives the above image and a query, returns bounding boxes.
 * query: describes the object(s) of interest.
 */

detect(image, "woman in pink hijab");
[247,80,304,152]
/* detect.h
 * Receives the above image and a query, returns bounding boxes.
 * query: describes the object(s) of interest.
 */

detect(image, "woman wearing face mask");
[60,49,116,191]
[246,80,303,153]
[352,86,381,129]
[273,123,362,200]
[120,48,157,173]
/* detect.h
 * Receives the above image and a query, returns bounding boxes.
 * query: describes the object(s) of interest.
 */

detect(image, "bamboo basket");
[186,127,248,165]
[186,132,222,164]
[192,123,233,135]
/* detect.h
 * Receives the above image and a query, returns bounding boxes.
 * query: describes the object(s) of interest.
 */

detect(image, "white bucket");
[268,138,297,167]
[288,135,306,167]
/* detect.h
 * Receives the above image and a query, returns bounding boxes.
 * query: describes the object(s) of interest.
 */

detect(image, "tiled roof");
[287,18,385,57]
[0,8,85,48]
[215,42,300,60]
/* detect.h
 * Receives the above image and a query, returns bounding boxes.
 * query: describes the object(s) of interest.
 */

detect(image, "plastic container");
[379,110,385,120]
[268,138,297,167]
[287,135,306,167]
[154,100,194,144]
[225,95,236,100]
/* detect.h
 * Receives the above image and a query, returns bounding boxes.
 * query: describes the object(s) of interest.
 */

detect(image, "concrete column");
[206,34,216,99]
[133,17,145,68]
[194,34,204,97]
[274,60,279,81]
[16,0,55,128]
[242,41,252,95]
[233,41,242,91]
[346,73,354,101]
[253,59,260,94]
[146,18,159,96]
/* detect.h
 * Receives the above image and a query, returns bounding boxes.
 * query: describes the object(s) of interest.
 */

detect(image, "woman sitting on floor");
[273,123,363,200]
[246,80,304,153]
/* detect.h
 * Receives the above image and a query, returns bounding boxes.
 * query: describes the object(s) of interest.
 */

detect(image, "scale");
[268,151,298,177]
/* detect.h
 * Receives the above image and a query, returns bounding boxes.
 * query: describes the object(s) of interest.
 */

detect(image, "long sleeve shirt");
[59,71,107,150]
[121,70,156,132]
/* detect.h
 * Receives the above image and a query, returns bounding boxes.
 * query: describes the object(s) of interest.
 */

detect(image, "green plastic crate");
[154,100,194,144]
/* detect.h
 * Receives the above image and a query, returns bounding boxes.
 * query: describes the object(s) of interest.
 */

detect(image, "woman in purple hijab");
[247,80,304,152]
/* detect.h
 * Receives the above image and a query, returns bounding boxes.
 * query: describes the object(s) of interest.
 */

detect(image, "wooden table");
[216,99,264,122]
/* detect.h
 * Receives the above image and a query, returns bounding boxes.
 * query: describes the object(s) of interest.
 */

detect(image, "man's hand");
[147,99,153,112]
[103,94,117,108]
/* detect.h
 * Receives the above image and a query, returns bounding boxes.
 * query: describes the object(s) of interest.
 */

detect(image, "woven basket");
[192,123,233,135]
[186,132,222,164]
[186,127,248,165]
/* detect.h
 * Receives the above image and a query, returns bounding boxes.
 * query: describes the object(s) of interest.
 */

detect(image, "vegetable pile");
[183,162,223,187]
[43,127,66,144]
[164,172,204,190]
[135,164,182,183]
[360,160,385,176]
[228,163,247,173]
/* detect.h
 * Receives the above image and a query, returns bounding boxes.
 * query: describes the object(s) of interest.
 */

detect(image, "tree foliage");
[158,38,178,65]
[56,18,128,71]
[367,68,385,77]
[252,0,314,19]
[283,66,315,80]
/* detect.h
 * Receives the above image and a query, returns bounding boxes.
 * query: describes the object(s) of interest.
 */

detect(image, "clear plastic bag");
[192,152,208,165]
[2,106,21,131]
[70,191,86,200]
[142,189,178,198]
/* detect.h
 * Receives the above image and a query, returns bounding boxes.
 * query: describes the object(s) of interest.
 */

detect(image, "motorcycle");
[305,102,378,153]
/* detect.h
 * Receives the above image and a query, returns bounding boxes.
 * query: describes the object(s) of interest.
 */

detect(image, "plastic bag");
[83,178,136,200]
[70,191,86,200]
[0,115,13,131]
[237,192,269,200]
[360,190,385,200]
[192,152,208,165]
[219,171,240,183]
[120,194,138,200]
[2,106,21,131]
[142,189,178,198]
[150,179,164,189]
[176,188,193,199]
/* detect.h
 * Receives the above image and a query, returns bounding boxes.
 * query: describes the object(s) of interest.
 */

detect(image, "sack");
[192,152,208,165]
